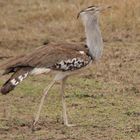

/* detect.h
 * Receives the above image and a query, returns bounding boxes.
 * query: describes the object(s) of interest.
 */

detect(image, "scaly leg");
[61,79,75,127]
[32,81,55,130]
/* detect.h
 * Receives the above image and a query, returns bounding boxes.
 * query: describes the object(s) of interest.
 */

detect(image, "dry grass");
[0,0,139,51]
[0,0,140,140]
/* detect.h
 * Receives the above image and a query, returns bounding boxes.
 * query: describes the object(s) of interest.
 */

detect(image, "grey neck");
[84,16,103,60]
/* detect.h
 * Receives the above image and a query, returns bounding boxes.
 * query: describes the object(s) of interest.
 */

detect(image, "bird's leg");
[32,81,55,130]
[61,79,75,127]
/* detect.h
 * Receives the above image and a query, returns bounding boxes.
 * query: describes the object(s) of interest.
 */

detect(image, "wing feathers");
[1,43,91,74]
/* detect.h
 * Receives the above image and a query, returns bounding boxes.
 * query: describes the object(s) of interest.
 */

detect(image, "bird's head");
[77,5,111,24]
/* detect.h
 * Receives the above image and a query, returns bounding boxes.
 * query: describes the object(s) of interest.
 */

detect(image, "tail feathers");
[1,67,32,95]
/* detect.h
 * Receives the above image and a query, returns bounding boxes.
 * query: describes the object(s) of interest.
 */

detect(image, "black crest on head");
[77,5,97,19]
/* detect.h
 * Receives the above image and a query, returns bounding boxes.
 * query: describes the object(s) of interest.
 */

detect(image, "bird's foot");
[31,120,38,132]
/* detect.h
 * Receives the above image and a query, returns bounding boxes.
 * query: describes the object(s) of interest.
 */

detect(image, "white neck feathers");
[82,14,103,60]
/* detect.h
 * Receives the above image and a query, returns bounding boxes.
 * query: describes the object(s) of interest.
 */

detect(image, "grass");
[0,0,140,140]
[0,72,139,140]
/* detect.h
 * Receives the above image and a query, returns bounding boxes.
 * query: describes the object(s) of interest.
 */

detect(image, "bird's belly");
[30,68,51,75]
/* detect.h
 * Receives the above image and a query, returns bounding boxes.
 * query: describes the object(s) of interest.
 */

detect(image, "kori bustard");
[0,6,110,127]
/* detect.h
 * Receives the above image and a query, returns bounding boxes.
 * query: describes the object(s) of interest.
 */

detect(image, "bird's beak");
[77,12,80,19]
[77,10,84,19]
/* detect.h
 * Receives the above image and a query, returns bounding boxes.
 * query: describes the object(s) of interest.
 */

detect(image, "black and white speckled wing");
[1,43,91,73]
[32,44,92,71]
[51,53,91,71]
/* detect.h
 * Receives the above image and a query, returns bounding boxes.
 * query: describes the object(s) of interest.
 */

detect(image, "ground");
[0,0,140,140]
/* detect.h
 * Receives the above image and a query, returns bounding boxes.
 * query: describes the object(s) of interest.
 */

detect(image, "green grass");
[0,42,140,139]
[0,61,140,140]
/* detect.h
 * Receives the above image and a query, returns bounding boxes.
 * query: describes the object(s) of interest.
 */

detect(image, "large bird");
[0,6,110,128]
